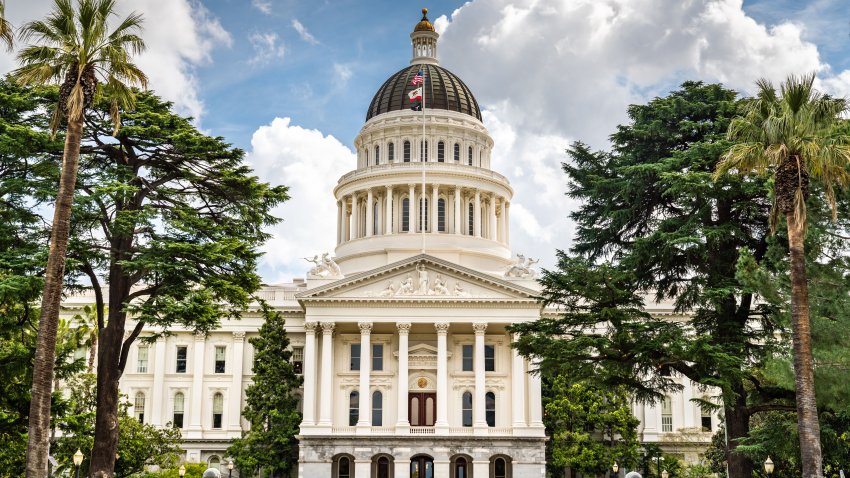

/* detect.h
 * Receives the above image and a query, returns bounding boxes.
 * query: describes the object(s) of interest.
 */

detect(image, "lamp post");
[73,449,84,478]
[612,462,619,477]
[661,470,669,478]
[179,464,186,477]
[764,457,774,476]
[227,459,234,478]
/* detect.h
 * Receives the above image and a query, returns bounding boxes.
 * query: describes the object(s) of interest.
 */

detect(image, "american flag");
[411,69,424,85]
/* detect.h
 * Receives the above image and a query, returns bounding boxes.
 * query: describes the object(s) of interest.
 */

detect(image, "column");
[474,189,481,237]
[396,322,411,429]
[408,184,416,234]
[528,358,544,429]
[318,322,335,427]
[188,332,206,434]
[365,189,374,237]
[229,331,246,431]
[511,334,527,428]
[488,196,497,240]
[342,198,350,243]
[473,322,488,432]
[336,200,343,244]
[434,322,450,431]
[150,337,166,426]
[385,186,394,234]
[302,322,318,427]
[351,194,360,240]
[682,379,696,429]
[453,187,461,234]
[431,183,439,233]
[504,201,510,245]
[356,322,372,431]
[498,200,506,243]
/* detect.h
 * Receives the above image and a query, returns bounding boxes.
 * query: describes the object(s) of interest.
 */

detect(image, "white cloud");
[430,0,850,268]
[292,18,319,45]
[333,63,353,84]
[0,0,231,121]
[247,118,355,282]
[252,0,272,15]
[249,32,286,66]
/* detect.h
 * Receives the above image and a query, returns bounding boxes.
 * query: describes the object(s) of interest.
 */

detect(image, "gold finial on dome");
[415,7,435,32]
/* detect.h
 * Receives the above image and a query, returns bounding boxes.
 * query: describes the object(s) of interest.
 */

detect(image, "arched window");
[455,457,468,478]
[403,141,411,162]
[212,392,224,428]
[349,391,359,426]
[420,140,429,162]
[134,392,145,423]
[338,456,351,478]
[173,392,184,428]
[437,198,446,232]
[209,456,221,471]
[486,392,496,427]
[494,457,507,478]
[388,142,395,162]
[462,392,472,427]
[372,391,383,426]
[437,141,445,162]
[402,198,410,232]
[468,146,473,166]
[375,145,380,165]
[377,456,390,478]
[454,143,460,162]
[467,202,474,236]
[420,197,429,232]
[373,201,379,235]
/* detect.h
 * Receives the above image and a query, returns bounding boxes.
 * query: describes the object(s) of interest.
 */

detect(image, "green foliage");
[51,374,182,477]
[545,377,640,475]
[227,305,302,477]
[139,463,208,478]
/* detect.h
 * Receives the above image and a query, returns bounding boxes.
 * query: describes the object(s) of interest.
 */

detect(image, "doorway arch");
[410,454,434,478]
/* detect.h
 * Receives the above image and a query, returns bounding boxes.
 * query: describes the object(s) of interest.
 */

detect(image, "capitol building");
[60,9,716,478]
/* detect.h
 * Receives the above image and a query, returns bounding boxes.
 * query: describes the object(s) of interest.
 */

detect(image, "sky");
[2,0,850,284]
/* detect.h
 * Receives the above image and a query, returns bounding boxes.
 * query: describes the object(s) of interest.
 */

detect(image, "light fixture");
[228,460,234,470]
[73,449,84,467]
[764,456,775,475]
[612,462,619,473]
[179,464,186,477]
[661,470,669,478]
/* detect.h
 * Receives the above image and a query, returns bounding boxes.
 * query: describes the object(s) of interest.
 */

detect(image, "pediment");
[296,254,538,302]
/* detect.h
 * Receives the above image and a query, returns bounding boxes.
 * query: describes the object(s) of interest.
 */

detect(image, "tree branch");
[746,403,796,417]
[118,320,145,375]
[79,260,106,330]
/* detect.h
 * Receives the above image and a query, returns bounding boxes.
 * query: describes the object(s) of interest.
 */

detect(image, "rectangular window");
[462,345,473,372]
[350,343,361,371]
[388,142,395,162]
[215,345,226,373]
[135,393,146,423]
[372,391,382,426]
[292,346,304,375]
[403,141,411,162]
[661,396,673,432]
[176,346,187,373]
[173,393,185,428]
[137,345,149,373]
[485,345,495,372]
[402,198,410,232]
[701,414,712,432]
[372,344,383,371]
[437,198,446,232]
[212,394,223,429]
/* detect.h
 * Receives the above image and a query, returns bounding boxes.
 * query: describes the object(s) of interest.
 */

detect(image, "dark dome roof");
[366,64,482,121]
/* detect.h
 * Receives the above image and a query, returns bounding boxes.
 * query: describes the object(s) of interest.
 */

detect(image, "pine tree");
[228,305,302,477]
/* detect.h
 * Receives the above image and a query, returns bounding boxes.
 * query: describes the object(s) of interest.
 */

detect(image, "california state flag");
[408,87,422,101]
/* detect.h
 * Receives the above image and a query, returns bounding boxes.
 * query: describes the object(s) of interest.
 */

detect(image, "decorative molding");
[358,322,373,334]
[320,322,336,334]
[434,322,450,335]
[396,322,412,335]
[304,321,319,333]
[472,322,488,335]
[194,332,206,342]
[232,331,246,342]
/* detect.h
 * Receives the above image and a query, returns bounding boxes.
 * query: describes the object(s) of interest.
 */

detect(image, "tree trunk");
[786,213,823,478]
[725,393,753,478]
[88,332,98,373]
[25,116,84,478]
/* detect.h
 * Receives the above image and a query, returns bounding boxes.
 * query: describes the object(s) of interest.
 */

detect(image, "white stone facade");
[57,10,716,478]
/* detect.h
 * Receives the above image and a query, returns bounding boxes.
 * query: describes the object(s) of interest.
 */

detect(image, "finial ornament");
[422,7,428,17]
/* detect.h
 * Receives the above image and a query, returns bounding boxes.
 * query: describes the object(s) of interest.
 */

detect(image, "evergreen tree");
[511,82,796,477]
[228,306,302,477]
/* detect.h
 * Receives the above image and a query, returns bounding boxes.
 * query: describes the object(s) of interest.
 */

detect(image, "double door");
[408,392,436,427]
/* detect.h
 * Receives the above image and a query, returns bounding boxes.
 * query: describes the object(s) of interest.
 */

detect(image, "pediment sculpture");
[304,252,343,279]
[504,253,539,279]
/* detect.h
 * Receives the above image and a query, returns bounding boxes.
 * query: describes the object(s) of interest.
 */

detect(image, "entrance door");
[408,393,436,426]
[410,455,434,478]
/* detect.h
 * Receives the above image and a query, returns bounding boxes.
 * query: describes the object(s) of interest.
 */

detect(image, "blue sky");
[3,0,850,282]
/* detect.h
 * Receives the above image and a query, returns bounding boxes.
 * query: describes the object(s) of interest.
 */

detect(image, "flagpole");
[420,64,426,254]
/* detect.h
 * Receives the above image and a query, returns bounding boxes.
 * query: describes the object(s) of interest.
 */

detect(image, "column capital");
[304,321,319,333]
[386,184,394,192]
[320,322,336,334]
[396,322,412,335]
[194,331,206,342]
[358,321,373,335]
[472,322,488,335]
[232,331,246,342]
[434,322,450,335]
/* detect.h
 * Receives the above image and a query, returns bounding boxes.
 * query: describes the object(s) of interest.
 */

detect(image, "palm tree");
[715,73,850,478]
[0,0,13,50]
[14,1,147,476]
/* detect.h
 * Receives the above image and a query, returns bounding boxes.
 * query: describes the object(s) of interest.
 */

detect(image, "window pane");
[438,198,446,232]
[420,198,428,232]
[215,346,226,373]
[388,142,395,162]
[495,458,506,478]
[425,397,434,426]
[462,345,473,371]
[438,141,445,162]
[462,392,472,427]
[213,393,224,413]
[339,457,350,478]
[174,393,184,412]
[372,344,383,371]
[485,345,495,372]
[467,203,474,236]
[410,397,419,426]
[468,146,473,165]
[176,346,187,373]
[375,145,380,165]
[350,344,361,371]
[137,345,148,373]
[486,392,496,427]
[402,198,410,232]
[349,391,359,426]
[404,141,411,162]
[372,391,382,426]
[293,347,303,374]
[454,143,460,162]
